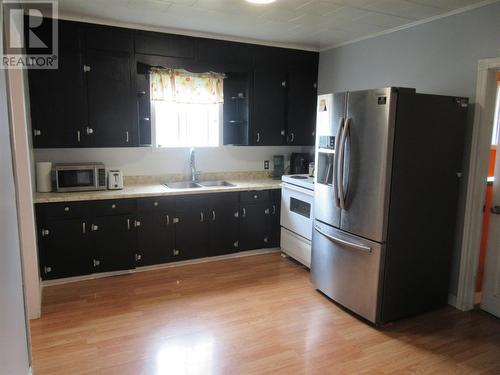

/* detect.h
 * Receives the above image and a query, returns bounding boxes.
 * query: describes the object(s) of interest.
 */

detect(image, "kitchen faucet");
[190,148,201,182]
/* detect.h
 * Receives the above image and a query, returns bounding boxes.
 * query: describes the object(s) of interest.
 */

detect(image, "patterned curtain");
[150,68,225,104]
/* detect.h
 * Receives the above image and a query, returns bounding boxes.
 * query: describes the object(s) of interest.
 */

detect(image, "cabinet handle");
[256,132,260,143]
[44,266,52,274]
[166,215,170,226]
[83,64,91,72]
[77,130,81,143]
[264,237,269,243]
[200,211,204,222]
[242,207,246,218]
[82,222,86,234]
[272,205,276,215]
[127,219,131,230]
[91,224,99,232]
[64,206,70,212]
[135,254,142,261]
[281,130,285,136]
[234,211,239,218]
[126,131,129,143]
[138,90,146,96]
[265,208,270,215]
[33,129,41,136]
[41,229,50,237]
[281,81,286,88]
[134,220,141,228]
[173,217,179,224]
[212,210,216,221]
[86,126,94,135]
[111,204,116,209]
[154,201,159,207]
[93,259,100,267]
[289,132,295,143]
[173,249,180,256]
[233,241,239,248]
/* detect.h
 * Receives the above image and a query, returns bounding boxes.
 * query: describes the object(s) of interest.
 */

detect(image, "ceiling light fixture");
[245,0,276,4]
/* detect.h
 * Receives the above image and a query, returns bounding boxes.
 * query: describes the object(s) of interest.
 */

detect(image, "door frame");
[456,57,500,311]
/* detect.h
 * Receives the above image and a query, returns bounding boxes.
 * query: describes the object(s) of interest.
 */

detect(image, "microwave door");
[57,169,95,191]
[314,92,346,229]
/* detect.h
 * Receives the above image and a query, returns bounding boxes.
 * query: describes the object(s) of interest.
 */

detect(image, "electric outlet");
[264,160,269,170]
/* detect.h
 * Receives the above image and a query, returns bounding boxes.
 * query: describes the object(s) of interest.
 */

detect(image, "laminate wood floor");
[31,253,500,375]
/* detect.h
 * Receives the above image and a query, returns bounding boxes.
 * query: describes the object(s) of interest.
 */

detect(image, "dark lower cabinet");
[240,202,271,250]
[38,218,91,279]
[91,215,136,272]
[173,196,209,261]
[136,197,175,266]
[208,193,240,256]
[36,189,281,280]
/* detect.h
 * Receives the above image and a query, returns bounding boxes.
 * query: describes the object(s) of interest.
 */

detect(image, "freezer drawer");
[311,220,383,323]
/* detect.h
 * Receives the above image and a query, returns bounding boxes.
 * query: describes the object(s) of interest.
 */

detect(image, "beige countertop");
[34,179,282,204]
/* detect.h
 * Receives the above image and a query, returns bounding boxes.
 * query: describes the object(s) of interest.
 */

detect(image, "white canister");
[36,162,53,192]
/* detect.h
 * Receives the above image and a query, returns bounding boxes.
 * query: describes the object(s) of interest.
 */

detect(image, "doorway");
[457,58,500,317]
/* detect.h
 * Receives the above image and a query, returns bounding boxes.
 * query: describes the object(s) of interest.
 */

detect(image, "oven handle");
[314,226,371,253]
[282,183,314,197]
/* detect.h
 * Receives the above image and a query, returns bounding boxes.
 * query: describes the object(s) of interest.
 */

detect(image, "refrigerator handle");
[333,117,344,208]
[314,226,372,253]
[338,118,350,210]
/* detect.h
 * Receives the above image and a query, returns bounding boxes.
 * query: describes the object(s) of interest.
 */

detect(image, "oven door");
[56,168,97,192]
[280,182,314,240]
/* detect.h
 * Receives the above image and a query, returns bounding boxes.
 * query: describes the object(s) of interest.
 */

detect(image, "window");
[150,68,225,148]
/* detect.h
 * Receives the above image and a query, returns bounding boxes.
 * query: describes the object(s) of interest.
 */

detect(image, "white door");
[481,138,500,317]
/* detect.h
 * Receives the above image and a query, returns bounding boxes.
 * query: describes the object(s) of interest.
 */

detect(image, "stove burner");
[290,175,308,179]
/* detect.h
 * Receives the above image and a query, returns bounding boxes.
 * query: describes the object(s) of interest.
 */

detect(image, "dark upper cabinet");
[136,64,152,146]
[28,49,87,148]
[174,196,209,261]
[91,214,136,273]
[223,72,251,145]
[135,31,195,59]
[86,50,136,147]
[208,193,240,256]
[253,68,287,146]
[286,67,317,146]
[37,218,92,279]
[85,24,134,53]
[197,39,253,71]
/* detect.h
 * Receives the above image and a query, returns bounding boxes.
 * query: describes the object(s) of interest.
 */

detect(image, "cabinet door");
[174,198,209,261]
[91,215,136,272]
[253,69,287,146]
[136,212,174,266]
[223,72,250,145]
[240,202,271,250]
[269,189,281,248]
[86,50,135,147]
[38,219,91,280]
[28,49,87,148]
[209,193,240,256]
[287,67,317,146]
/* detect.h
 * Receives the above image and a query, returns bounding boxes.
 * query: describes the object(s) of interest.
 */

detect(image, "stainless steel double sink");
[164,180,236,189]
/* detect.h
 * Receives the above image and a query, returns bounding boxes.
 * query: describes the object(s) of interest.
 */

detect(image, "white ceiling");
[58,0,491,50]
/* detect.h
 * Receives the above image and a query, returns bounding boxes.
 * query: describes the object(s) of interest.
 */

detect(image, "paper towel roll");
[36,162,53,193]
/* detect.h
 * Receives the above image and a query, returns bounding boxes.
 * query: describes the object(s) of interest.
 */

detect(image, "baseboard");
[448,293,458,308]
[41,248,281,287]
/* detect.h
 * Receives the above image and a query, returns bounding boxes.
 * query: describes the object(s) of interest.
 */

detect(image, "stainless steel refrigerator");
[311,87,468,325]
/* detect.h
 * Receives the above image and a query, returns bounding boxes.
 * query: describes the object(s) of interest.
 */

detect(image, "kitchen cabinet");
[286,67,317,146]
[28,49,87,148]
[223,72,251,145]
[252,69,287,145]
[136,197,175,266]
[91,214,136,272]
[208,193,240,256]
[173,195,209,261]
[37,218,92,279]
[135,31,195,59]
[136,63,152,146]
[86,50,135,147]
[36,190,280,281]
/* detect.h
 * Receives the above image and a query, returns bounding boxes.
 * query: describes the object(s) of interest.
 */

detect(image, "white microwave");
[54,163,106,192]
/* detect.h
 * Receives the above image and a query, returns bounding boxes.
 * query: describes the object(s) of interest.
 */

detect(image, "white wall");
[318,1,500,296]
[34,145,311,177]
[0,70,31,375]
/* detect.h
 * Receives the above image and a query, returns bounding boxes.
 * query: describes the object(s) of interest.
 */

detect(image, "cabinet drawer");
[240,190,269,204]
[137,196,174,212]
[38,201,89,219]
[90,199,136,216]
